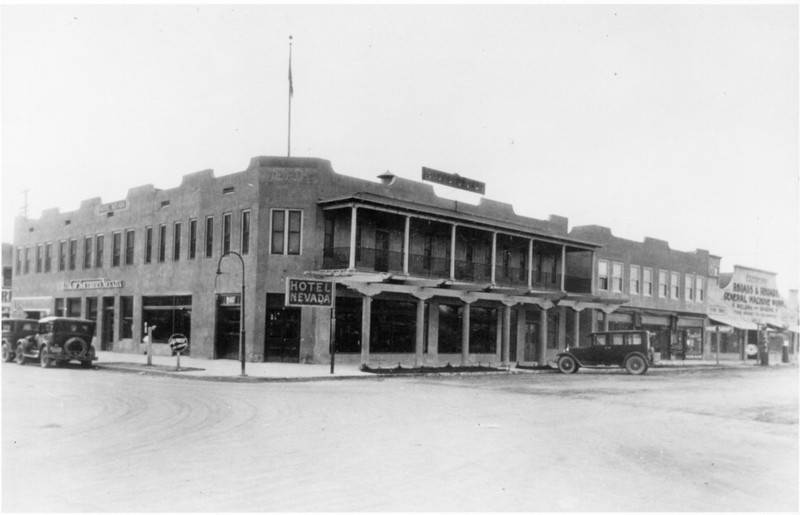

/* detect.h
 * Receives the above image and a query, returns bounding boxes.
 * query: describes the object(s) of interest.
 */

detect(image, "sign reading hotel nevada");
[285,278,333,307]
[707,266,787,326]
[422,167,486,195]
[63,278,124,291]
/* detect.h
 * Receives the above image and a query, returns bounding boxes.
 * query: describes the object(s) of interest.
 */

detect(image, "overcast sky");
[2,4,798,293]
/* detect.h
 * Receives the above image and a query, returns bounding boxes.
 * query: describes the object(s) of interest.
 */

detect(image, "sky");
[2,4,798,293]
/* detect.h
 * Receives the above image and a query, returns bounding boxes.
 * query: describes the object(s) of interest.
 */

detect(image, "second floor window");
[174,222,182,261]
[158,224,167,263]
[45,242,52,272]
[696,277,705,302]
[630,265,640,295]
[643,267,653,296]
[112,232,122,267]
[68,239,77,270]
[59,241,67,271]
[125,229,135,265]
[205,216,214,258]
[271,209,302,255]
[144,226,153,264]
[241,211,250,255]
[222,213,231,254]
[659,270,668,298]
[36,244,43,273]
[95,235,104,268]
[612,262,623,292]
[671,271,680,299]
[598,260,609,291]
[685,274,694,301]
[189,219,197,259]
[84,236,93,269]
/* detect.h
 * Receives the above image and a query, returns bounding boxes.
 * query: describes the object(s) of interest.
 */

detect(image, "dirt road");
[2,364,797,511]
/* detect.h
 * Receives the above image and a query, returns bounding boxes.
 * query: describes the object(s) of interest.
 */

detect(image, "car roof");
[1,318,39,323]
[38,316,94,324]
[589,330,648,335]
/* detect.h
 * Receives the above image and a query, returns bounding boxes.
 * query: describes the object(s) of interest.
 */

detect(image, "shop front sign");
[707,266,787,327]
[62,278,124,291]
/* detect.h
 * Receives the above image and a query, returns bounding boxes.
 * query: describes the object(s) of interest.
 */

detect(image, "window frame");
[222,212,232,255]
[112,231,122,267]
[95,234,104,268]
[643,267,653,297]
[158,224,167,263]
[205,216,214,258]
[270,209,303,255]
[611,261,623,293]
[659,269,668,298]
[125,229,135,266]
[240,210,250,256]
[83,236,93,270]
[671,271,680,299]
[189,218,197,259]
[144,226,153,264]
[629,264,640,295]
[597,259,609,291]
[173,221,182,261]
[684,273,694,301]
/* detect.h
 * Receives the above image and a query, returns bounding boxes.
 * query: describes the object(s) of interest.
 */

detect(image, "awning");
[707,315,758,331]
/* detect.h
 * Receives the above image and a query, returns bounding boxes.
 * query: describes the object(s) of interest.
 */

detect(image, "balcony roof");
[318,192,601,251]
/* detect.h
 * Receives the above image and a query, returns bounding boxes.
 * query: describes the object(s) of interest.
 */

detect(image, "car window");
[628,333,642,346]
[594,335,607,346]
[2,322,10,331]
[22,322,37,331]
[612,334,624,346]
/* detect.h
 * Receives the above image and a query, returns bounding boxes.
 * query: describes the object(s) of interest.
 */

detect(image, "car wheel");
[40,346,53,368]
[81,360,92,369]
[15,344,25,365]
[557,355,579,374]
[625,355,647,375]
[2,343,13,362]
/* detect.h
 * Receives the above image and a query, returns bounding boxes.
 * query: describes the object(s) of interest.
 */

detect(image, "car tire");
[15,344,25,365]
[557,355,579,374]
[625,355,647,375]
[2,343,13,362]
[40,346,53,368]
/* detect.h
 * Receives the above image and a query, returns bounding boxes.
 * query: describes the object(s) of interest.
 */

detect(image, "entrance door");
[101,296,115,351]
[216,305,241,360]
[265,294,301,362]
[523,320,539,362]
[374,230,389,272]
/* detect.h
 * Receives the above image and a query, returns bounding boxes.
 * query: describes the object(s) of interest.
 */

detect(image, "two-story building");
[566,225,716,359]
[11,156,628,367]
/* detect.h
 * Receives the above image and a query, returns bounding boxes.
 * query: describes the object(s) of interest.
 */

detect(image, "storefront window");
[142,296,192,344]
[334,297,362,353]
[66,298,81,318]
[121,296,133,339]
[370,299,415,353]
[470,306,498,354]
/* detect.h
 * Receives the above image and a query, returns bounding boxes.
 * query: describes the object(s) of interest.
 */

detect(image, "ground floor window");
[142,295,192,345]
[335,296,362,353]
[66,298,81,318]
[371,299,416,353]
[265,294,301,362]
[121,296,133,338]
[470,306,497,354]
[546,310,559,350]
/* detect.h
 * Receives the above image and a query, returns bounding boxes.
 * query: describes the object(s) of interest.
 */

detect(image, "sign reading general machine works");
[707,266,788,326]
[422,167,486,195]
[285,278,333,307]
[63,278,124,291]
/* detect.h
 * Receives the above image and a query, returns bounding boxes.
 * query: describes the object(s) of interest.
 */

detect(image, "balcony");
[408,253,450,279]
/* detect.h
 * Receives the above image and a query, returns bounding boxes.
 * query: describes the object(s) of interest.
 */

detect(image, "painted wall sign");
[707,266,787,326]
[285,278,333,307]
[62,278,124,291]
[422,167,486,195]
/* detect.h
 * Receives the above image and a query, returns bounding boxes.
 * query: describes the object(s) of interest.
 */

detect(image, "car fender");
[556,351,586,367]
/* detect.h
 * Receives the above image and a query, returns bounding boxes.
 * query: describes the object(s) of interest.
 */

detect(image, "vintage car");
[556,330,655,375]
[2,318,40,362]
[14,316,98,368]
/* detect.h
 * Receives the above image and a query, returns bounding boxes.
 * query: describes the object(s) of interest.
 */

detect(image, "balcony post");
[403,216,410,275]
[538,307,548,366]
[349,206,358,270]
[360,293,372,365]
[502,303,512,366]
[491,232,497,284]
[527,239,533,288]
[450,224,456,280]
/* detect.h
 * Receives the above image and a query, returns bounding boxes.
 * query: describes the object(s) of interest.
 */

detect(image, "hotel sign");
[62,278,124,291]
[285,278,333,307]
[422,167,485,195]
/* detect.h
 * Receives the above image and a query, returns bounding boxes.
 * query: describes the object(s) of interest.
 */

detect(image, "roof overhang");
[708,315,758,331]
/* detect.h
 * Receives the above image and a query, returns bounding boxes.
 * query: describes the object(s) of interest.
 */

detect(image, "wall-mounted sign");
[62,278,124,291]
[97,200,129,214]
[285,278,333,307]
[707,266,787,326]
[422,167,485,195]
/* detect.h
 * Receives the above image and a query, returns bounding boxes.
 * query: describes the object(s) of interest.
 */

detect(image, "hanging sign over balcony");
[422,167,485,195]
[285,278,333,307]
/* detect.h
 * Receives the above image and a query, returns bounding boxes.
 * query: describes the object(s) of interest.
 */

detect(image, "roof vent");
[377,170,396,186]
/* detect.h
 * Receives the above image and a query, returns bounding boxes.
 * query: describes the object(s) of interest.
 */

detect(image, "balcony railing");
[322,247,350,269]
[408,253,451,279]
[454,260,492,283]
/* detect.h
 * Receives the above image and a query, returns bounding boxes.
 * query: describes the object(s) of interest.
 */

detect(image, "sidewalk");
[95,351,796,382]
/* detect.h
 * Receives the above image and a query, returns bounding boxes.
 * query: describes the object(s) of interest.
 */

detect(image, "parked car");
[556,330,655,375]
[14,316,98,368]
[2,318,40,362]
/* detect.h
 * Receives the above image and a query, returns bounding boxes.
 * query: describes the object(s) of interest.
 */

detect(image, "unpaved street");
[2,364,797,512]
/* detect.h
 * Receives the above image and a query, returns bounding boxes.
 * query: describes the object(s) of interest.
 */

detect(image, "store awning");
[707,315,758,331]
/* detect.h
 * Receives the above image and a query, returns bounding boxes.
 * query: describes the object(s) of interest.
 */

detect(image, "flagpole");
[287,35,293,157]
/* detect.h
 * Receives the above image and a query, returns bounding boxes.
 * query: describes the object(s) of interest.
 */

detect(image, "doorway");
[101,296,115,350]
[265,294,301,362]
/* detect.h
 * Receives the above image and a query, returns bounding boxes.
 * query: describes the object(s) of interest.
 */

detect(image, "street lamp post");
[216,251,246,377]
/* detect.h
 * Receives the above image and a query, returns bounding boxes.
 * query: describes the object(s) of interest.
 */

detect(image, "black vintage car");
[2,318,40,362]
[556,330,655,375]
[13,316,98,368]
